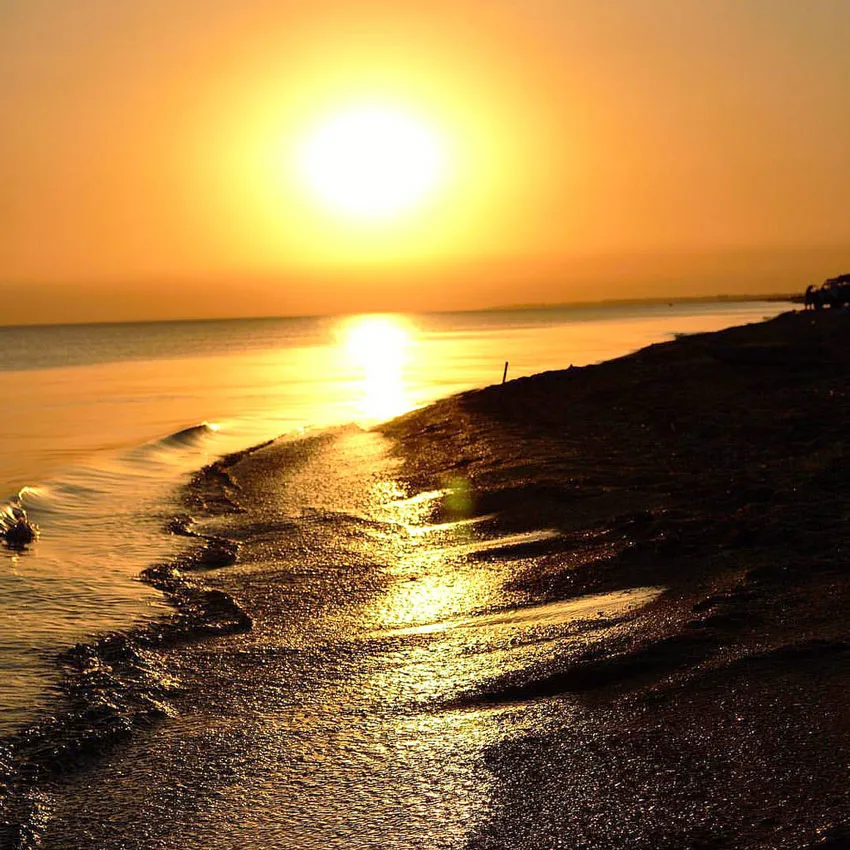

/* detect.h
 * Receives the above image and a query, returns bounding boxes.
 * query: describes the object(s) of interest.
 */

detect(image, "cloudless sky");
[2,0,849,323]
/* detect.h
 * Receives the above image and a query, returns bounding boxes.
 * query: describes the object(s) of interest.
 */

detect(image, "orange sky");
[2,0,849,323]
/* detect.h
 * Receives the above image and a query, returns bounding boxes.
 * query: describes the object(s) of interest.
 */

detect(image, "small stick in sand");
[502,361,509,384]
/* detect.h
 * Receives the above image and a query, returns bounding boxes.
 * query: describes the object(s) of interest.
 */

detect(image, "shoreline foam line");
[0,434,286,847]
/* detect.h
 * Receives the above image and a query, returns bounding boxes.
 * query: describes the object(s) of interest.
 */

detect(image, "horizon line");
[0,292,799,332]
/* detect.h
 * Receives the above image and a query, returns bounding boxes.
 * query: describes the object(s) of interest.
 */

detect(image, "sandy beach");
[4,308,850,849]
[384,308,850,847]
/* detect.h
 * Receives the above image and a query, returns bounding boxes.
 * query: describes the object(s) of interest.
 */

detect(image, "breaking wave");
[0,498,38,550]
[148,421,220,449]
[0,446,260,848]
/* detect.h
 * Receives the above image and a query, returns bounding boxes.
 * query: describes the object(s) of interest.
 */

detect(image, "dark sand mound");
[383,309,850,848]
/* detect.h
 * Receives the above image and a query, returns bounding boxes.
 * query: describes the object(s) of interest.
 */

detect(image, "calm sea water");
[0,300,787,733]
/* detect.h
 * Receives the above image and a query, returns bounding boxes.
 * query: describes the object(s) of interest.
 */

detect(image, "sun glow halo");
[295,104,448,222]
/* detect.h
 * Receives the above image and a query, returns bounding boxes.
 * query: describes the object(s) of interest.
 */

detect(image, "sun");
[294,103,448,222]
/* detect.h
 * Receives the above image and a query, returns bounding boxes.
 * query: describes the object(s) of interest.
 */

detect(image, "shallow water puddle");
[449,528,561,555]
[379,586,664,637]
[389,488,447,508]
[403,514,496,536]
[397,527,561,555]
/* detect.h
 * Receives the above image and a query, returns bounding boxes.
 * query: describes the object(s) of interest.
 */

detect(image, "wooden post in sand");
[502,361,509,384]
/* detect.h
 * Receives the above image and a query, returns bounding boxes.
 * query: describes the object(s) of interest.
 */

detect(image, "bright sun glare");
[340,314,414,421]
[295,104,448,222]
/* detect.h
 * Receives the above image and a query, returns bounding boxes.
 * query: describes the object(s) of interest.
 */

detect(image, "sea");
[0,299,788,739]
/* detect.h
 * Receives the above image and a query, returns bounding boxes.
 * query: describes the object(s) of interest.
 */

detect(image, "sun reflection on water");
[369,485,497,631]
[337,314,416,423]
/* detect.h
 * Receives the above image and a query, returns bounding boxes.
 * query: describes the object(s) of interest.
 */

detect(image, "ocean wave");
[14,482,97,514]
[152,421,221,448]
[117,422,224,465]
[0,447,255,847]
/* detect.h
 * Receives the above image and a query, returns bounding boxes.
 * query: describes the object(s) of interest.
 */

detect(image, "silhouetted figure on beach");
[805,285,820,310]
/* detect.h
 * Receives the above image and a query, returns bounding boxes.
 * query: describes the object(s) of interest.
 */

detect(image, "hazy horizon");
[0,243,835,326]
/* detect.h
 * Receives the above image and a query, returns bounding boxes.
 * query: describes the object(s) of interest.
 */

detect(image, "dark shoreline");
[4,308,850,847]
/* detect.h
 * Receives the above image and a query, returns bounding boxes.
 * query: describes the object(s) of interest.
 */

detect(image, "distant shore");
[486,292,798,312]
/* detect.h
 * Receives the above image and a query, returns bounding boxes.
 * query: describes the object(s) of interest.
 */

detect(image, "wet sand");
[4,309,850,848]
[384,308,850,848]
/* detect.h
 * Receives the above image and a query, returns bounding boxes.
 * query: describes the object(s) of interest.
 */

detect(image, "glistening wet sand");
[5,309,850,848]
[383,309,850,847]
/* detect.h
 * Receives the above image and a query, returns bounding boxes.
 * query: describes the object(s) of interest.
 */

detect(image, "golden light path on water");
[336,314,417,423]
